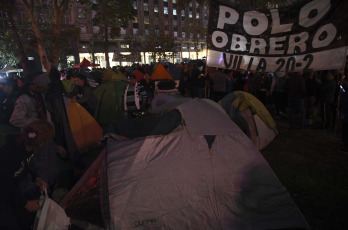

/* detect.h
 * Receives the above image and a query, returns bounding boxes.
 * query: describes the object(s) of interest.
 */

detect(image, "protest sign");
[207,0,348,72]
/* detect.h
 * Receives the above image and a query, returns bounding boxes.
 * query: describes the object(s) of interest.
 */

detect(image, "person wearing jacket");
[0,120,55,229]
[67,73,98,116]
[284,72,306,129]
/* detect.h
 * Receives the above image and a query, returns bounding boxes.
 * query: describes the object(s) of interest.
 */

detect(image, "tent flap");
[106,110,182,138]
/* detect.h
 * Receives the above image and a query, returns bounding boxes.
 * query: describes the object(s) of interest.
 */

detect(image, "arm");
[76,86,93,104]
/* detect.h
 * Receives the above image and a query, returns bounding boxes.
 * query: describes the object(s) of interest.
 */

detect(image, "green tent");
[61,79,76,94]
[102,69,128,81]
[93,80,128,127]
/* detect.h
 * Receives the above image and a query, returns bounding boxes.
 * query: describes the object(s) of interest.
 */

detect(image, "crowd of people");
[174,64,348,153]
[1,60,348,228]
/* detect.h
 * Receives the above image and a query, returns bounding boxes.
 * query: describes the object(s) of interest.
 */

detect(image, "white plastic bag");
[33,190,71,230]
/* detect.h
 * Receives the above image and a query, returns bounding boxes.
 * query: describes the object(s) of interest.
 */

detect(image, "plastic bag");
[33,190,70,230]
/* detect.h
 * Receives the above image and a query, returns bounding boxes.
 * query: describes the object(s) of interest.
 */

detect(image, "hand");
[25,200,41,212]
[35,177,47,192]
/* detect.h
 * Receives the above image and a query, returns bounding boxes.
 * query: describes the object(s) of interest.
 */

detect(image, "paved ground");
[261,118,348,230]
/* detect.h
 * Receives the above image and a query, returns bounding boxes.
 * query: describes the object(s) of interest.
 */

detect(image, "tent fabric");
[223,91,277,131]
[151,94,177,109]
[93,80,128,126]
[150,63,173,80]
[107,110,182,138]
[61,79,76,94]
[132,70,143,82]
[220,91,278,150]
[102,70,128,82]
[67,99,103,151]
[103,98,309,229]
[60,149,106,227]
[73,58,100,68]
[169,65,183,80]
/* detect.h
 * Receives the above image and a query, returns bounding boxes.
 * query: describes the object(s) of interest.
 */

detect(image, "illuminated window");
[164,7,168,14]
[154,6,158,13]
[144,16,149,24]
[173,9,177,15]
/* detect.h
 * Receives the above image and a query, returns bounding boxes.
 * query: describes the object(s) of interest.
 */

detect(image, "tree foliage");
[141,27,176,63]
[79,0,136,68]
[0,0,77,72]
[0,32,20,68]
[20,0,73,71]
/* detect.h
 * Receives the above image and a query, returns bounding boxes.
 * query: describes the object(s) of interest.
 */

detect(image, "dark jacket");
[68,84,98,112]
[285,74,306,99]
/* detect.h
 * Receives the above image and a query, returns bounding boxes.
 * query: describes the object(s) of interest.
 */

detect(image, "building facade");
[74,0,209,67]
[1,0,208,68]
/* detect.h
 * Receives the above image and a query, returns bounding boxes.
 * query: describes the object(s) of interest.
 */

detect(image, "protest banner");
[207,0,348,72]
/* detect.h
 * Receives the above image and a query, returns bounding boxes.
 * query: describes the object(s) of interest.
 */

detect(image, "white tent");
[104,98,308,229]
[62,98,309,229]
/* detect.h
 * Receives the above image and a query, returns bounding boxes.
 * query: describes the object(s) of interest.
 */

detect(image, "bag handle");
[38,189,48,208]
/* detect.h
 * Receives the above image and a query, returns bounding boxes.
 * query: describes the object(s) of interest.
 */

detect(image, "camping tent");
[73,58,100,68]
[102,69,128,82]
[93,75,128,126]
[132,70,143,82]
[67,99,103,151]
[219,91,278,150]
[150,63,173,80]
[61,98,308,229]
[61,79,75,94]
[169,64,183,80]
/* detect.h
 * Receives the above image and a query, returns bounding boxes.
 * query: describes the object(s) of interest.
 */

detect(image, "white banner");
[207,0,348,72]
[207,46,347,72]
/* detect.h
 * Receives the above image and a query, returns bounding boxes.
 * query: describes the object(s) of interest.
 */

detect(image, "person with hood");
[10,72,51,128]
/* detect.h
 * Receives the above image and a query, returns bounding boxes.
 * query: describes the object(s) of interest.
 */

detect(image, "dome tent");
[61,98,308,229]
[219,91,279,150]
